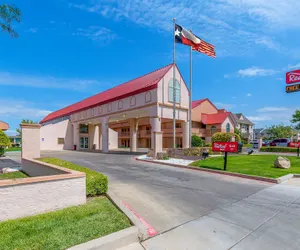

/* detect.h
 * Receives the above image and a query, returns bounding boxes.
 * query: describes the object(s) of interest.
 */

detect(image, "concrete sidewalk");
[143,178,300,250]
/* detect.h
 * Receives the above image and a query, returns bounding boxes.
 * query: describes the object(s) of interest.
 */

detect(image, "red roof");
[192,99,207,109]
[202,112,230,125]
[41,64,173,124]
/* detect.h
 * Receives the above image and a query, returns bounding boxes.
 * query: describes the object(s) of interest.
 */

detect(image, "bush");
[39,158,108,196]
[191,135,204,147]
[212,132,241,143]
[260,147,298,153]
[0,130,11,157]
[205,143,212,147]
[184,147,210,156]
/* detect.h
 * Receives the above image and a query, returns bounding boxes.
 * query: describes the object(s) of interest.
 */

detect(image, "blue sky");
[1,0,300,135]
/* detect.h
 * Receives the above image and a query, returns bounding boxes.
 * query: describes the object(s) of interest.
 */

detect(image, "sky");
[1,0,300,135]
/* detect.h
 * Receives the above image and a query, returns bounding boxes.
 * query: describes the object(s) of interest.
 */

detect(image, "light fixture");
[122,114,126,118]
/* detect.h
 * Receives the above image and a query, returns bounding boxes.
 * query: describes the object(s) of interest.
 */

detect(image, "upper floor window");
[226,123,230,133]
[79,124,89,134]
[169,79,180,103]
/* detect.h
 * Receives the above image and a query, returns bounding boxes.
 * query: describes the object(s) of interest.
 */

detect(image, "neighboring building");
[292,130,300,142]
[232,113,254,142]
[191,99,236,143]
[40,64,190,153]
[9,135,22,147]
[0,121,9,131]
[253,128,269,140]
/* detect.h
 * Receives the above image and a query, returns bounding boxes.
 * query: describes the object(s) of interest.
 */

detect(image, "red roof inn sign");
[286,69,300,93]
[212,142,238,153]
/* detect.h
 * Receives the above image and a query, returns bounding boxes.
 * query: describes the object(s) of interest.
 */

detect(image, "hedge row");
[39,158,108,196]
[184,147,211,156]
[260,147,298,153]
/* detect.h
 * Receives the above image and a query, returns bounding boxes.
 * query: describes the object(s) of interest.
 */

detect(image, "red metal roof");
[202,112,230,125]
[40,64,173,124]
[192,99,207,109]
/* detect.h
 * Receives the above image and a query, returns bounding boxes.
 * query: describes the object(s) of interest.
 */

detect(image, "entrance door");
[80,137,89,149]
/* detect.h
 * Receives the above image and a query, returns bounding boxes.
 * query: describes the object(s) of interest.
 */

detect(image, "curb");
[67,226,139,250]
[136,158,294,184]
[107,191,156,241]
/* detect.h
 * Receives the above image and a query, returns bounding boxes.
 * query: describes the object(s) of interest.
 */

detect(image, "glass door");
[80,137,89,149]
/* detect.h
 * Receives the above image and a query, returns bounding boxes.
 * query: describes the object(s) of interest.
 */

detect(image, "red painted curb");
[136,158,278,184]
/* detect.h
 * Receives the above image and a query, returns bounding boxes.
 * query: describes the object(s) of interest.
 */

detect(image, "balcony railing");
[118,132,130,137]
[138,130,151,138]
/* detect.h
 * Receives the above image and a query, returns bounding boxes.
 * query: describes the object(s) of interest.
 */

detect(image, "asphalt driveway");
[41,150,269,234]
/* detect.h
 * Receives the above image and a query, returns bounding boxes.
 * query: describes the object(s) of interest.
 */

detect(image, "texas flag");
[175,23,216,58]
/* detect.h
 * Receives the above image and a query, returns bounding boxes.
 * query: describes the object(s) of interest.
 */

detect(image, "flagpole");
[173,18,176,149]
[189,41,193,148]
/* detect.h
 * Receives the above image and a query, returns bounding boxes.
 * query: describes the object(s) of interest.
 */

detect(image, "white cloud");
[25,28,38,33]
[0,99,51,120]
[247,116,272,122]
[257,107,288,112]
[72,26,117,43]
[214,102,236,110]
[238,67,277,77]
[288,63,300,70]
[0,71,105,91]
[69,0,300,56]
[246,93,252,97]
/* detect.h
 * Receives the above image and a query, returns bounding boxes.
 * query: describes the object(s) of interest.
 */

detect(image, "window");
[169,79,180,103]
[79,124,89,134]
[130,96,136,106]
[57,138,65,145]
[145,91,152,103]
[226,123,230,133]
[211,126,217,135]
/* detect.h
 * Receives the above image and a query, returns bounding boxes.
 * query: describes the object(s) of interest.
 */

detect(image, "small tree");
[16,119,37,136]
[0,4,21,38]
[266,124,294,140]
[212,132,241,143]
[191,135,204,147]
[291,109,300,130]
[0,130,11,156]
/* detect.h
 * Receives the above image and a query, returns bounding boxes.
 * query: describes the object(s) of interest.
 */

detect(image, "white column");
[73,122,79,150]
[130,119,137,152]
[101,118,109,153]
[94,125,99,150]
[182,121,189,149]
[150,117,162,156]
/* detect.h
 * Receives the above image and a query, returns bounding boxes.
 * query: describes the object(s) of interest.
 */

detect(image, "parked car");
[262,141,270,147]
[270,138,290,147]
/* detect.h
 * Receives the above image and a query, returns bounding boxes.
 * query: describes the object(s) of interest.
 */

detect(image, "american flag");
[192,37,216,58]
[175,23,216,58]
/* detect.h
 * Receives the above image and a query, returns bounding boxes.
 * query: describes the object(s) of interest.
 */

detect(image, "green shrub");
[0,130,11,157]
[260,147,298,153]
[212,132,241,143]
[205,143,212,147]
[39,158,108,196]
[191,135,204,147]
[0,147,4,157]
[183,147,210,156]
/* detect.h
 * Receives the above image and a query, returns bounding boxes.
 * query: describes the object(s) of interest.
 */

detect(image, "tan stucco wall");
[192,100,218,122]
[41,119,73,150]
[109,128,118,149]
[221,117,235,133]
[21,124,41,159]
[0,159,86,222]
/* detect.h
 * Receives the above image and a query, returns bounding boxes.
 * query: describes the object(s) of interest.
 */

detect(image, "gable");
[192,99,218,122]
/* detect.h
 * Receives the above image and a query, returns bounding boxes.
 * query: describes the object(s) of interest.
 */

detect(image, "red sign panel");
[289,142,300,148]
[212,142,238,152]
[286,70,300,84]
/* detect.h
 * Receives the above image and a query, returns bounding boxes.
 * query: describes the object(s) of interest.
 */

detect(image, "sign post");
[212,142,238,171]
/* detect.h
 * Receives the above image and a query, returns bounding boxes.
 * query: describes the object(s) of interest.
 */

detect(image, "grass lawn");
[5,147,21,152]
[190,155,300,179]
[0,171,28,180]
[0,197,131,250]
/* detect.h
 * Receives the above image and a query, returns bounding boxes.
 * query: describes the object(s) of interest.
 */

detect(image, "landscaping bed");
[38,158,108,196]
[0,197,131,250]
[190,155,300,179]
[0,171,28,180]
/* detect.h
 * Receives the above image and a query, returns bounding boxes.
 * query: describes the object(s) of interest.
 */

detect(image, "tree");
[291,109,300,130]
[0,130,11,156]
[212,132,241,143]
[16,119,37,136]
[266,124,294,140]
[191,135,204,147]
[0,4,21,38]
